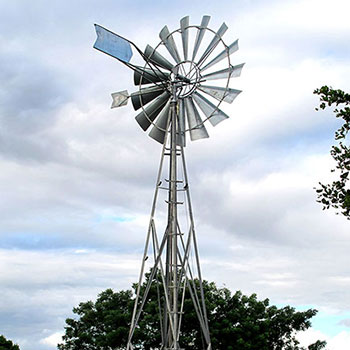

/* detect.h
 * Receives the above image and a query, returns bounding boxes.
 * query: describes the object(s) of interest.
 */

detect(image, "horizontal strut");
[165,200,184,205]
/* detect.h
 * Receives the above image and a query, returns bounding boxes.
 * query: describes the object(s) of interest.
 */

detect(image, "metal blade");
[180,16,189,61]
[197,22,228,66]
[135,92,170,131]
[193,92,229,126]
[144,45,174,71]
[198,85,241,104]
[94,24,133,63]
[192,15,210,61]
[176,99,186,146]
[201,39,239,72]
[131,86,164,111]
[149,101,171,144]
[159,25,181,64]
[134,66,169,85]
[200,63,245,81]
[184,97,209,141]
[111,90,129,108]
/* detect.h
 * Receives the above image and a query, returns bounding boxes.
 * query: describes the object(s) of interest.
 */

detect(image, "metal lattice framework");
[93,15,244,350]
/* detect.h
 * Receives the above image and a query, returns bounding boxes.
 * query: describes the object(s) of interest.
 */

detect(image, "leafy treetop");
[0,335,20,350]
[314,85,350,219]
[58,276,326,350]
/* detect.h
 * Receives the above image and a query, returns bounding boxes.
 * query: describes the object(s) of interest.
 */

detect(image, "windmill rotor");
[121,16,244,144]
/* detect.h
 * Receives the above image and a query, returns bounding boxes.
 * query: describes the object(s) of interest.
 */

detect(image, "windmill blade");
[193,92,229,126]
[176,99,186,146]
[184,97,209,141]
[180,16,189,61]
[198,85,241,104]
[201,39,239,72]
[144,45,174,71]
[197,22,228,66]
[134,66,169,85]
[111,90,129,108]
[149,101,171,144]
[159,25,181,64]
[93,24,133,63]
[192,15,211,61]
[200,63,245,82]
[135,92,170,131]
[131,86,164,111]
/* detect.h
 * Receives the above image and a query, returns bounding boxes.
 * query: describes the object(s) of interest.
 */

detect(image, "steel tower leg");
[166,99,179,349]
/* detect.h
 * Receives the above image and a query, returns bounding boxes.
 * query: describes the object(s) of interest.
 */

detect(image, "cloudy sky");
[1,0,350,349]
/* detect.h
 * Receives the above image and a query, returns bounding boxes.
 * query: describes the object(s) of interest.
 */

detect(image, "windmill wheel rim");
[137,24,232,134]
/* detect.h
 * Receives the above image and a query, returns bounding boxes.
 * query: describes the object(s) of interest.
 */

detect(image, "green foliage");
[58,289,133,350]
[58,277,325,350]
[201,284,318,350]
[0,335,20,350]
[308,340,327,350]
[314,85,350,219]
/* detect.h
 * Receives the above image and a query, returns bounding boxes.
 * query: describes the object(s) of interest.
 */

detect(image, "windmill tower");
[93,15,244,350]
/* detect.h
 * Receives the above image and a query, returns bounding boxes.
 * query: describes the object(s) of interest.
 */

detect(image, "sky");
[0,0,350,349]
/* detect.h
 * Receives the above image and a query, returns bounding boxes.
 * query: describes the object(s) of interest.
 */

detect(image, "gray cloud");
[0,47,71,162]
[0,249,140,349]
[1,0,350,349]
[338,319,350,328]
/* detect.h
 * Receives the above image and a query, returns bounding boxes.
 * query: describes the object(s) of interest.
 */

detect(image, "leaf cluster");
[58,289,133,350]
[0,335,20,350]
[58,277,326,350]
[314,86,350,218]
[202,283,320,350]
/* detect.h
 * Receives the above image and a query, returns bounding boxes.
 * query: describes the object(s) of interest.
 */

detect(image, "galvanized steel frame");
[94,16,244,350]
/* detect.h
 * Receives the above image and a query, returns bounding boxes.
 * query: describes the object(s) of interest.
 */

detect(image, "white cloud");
[40,332,64,348]
[297,328,329,348]
[297,328,350,350]
[328,332,350,350]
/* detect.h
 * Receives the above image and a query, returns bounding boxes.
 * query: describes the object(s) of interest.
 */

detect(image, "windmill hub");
[172,61,201,98]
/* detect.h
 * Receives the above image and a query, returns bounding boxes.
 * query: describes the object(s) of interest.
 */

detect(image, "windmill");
[93,15,244,350]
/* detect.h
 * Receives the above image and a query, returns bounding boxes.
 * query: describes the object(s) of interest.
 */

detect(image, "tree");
[314,86,350,219]
[58,289,133,350]
[58,276,326,350]
[0,335,20,350]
